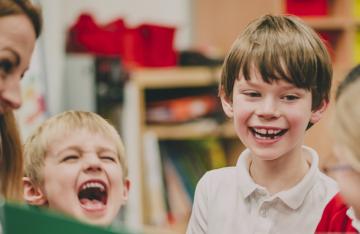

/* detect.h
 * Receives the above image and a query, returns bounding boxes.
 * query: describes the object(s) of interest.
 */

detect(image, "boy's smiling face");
[37,129,129,226]
[221,68,326,160]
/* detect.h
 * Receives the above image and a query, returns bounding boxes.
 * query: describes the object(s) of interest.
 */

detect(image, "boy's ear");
[122,179,131,203]
[23,177,47,205]
[220,87,234,118]
[310,100,328,124]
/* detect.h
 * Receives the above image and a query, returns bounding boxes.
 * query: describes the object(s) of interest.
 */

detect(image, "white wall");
[39,0,192,115]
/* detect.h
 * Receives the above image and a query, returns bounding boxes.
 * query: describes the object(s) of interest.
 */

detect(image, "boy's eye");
[243,91,261,97]
[62,155,79,162]
[100,156,117,162]
[282,95,299,101]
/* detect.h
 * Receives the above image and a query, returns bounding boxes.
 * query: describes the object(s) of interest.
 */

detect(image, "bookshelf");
[194,0,359,70]
[123,67,242,233]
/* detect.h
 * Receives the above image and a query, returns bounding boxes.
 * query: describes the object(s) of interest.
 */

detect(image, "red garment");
[316,193,358,233]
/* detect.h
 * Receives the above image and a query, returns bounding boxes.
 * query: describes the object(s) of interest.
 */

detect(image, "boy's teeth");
[81,182,105,191]
[259,129,267,134]
[254,128,281,135]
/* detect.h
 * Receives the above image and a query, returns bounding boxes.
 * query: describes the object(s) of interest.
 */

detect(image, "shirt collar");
[347,207,360,232]
[236,148,262,198]
[236,145,320,209]
[275,146,320,209]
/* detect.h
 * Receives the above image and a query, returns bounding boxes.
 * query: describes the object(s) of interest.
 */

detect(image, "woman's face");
[0,14,36,113]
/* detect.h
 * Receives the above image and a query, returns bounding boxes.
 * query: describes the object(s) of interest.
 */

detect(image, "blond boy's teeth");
[81,182,105,192]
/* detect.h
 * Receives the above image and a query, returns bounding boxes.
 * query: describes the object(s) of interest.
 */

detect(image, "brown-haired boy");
[187,14,338,234]
[23,110,130,226]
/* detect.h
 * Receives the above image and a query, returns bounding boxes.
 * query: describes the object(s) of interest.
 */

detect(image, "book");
[143,131,168,226]
[0,201,136,234]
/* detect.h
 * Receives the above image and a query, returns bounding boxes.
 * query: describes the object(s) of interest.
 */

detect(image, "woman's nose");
[0,77,22,110]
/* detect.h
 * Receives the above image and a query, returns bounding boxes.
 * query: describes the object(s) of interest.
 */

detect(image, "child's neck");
[249,147,310,195]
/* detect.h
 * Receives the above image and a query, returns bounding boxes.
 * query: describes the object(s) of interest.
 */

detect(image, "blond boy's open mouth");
[78,180,108,211]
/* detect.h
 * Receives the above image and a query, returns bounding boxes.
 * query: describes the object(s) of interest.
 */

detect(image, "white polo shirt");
[186,146,338,234]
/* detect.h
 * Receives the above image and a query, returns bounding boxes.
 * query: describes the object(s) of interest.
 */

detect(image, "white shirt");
[186,146,338,234]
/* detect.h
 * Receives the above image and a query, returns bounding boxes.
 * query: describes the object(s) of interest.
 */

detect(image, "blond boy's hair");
[221,14,332,112]
[24,111,128,186]
[333,79,360,172]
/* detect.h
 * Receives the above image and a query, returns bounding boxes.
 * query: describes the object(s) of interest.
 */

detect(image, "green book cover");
[0,201,138,234]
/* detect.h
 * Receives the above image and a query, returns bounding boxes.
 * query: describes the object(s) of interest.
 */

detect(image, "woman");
[0,0,42,201]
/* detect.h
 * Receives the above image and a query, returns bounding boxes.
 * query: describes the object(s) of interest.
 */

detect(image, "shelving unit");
[123,1,360,233]
[123,67,241,233]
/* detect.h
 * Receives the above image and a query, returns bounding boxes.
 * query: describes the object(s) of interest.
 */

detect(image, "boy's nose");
[83,155,103,172]
[255,97,280,119]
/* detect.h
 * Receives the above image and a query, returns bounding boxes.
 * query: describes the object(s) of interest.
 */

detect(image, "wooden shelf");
[145,120,236,140]
[302,17,351,30]
[131,67,219,89]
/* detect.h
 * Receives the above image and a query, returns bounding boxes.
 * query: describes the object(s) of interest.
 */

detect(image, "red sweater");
[316,193,358,233]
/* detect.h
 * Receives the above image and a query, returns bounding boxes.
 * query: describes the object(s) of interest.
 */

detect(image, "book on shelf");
[146,95,220,124]
[143,131,168,226]
[354,0,360,20]
[355,30,360,63]
[162,157,192,224]
[285,0,328,16]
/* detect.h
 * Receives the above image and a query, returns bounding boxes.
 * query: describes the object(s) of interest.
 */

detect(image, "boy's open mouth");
[250,127,288,140]
[78,180,108,210]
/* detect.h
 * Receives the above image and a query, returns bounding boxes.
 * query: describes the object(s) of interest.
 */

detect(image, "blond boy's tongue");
[80,198,106,210]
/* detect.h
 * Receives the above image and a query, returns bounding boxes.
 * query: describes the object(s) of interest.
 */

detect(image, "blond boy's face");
[38,129,129,226]
[221,68,325,161]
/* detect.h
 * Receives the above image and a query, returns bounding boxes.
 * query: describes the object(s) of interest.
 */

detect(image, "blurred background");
[16,0,359,233]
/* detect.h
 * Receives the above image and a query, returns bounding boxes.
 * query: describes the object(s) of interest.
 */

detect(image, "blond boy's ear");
[23,177,47,205]
[310,100,329,124]
[219,87,234,118]
[122,179,131,203]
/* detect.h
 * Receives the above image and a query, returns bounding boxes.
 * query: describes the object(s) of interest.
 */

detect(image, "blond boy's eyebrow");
[54,146,81,156]
[97,146,117,155]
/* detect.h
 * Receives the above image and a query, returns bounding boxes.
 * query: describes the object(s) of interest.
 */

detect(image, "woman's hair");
[0,0,43,38]
[0,0,43,201]
[0,112,23,201]
[333,79,360,172]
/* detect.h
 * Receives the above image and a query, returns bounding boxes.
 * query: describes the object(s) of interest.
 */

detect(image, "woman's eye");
[0,60,14,74]
[283,95,299,101]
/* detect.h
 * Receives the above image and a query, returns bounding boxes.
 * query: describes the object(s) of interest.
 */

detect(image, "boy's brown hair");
[220,14,332,112]
[24,111,128,186]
